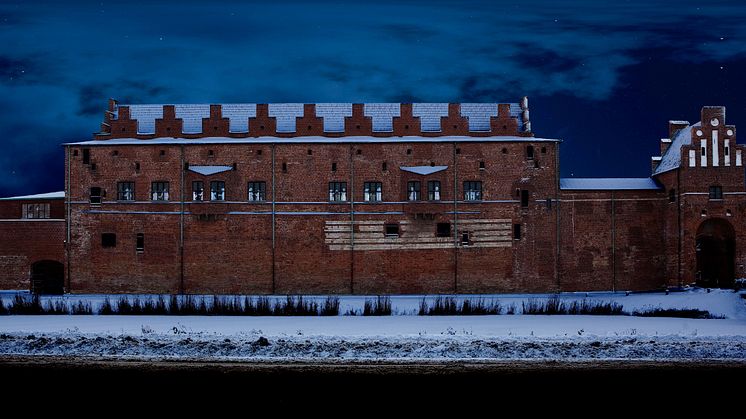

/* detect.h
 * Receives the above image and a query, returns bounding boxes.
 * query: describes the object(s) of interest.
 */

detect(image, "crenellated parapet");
[95,99,533,140]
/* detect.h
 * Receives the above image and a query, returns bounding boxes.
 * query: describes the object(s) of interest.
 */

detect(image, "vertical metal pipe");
[65,145,71,293]
[349,144,355,294]
[611,191,616,292]
[179,144,185,294]
[271,143,276,294]
[453,141,458,293]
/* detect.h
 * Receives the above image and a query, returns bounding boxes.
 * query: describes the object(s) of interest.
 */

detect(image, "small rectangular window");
[514,224,522,240]
[332,162,337,172]
[668,189,676,203]
[521,190,529,208]
[101,233,116,248]
[90,187,102,204]
[427,181,441,201]
[364,182,382,202]
[151,182,169,201]
[117,182,135,201]
[526,145,534,160]
[407,181,421,201]
[282,162,287,173]
[479,161,485,170]
[385,224,399,237]
[210,181,225,201]
[436,222,451,238]
[248,181,266,201]
[329,182,347,202]
[22,203,50,219]
[709,186,723,200]
[382,162,387,171]
[463,181,482,201]
[192,181,204,201]
[82,148,90,165]
[461,232,470,245]
[136,233,144,252]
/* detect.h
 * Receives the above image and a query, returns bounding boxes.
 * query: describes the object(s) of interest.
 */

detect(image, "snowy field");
[1,288,745,361]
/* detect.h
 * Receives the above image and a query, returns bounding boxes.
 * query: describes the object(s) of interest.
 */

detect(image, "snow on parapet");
[221,104,257,133]
[412,103,449,132]
[315,103,353,133]
[364,103,400,132]
[0,191,65,200]
[460,103,498,131]
[268,103,304,133]
[560,178,662,190]
[174,104,210,134]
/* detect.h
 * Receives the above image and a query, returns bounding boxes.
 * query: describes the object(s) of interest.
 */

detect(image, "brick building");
[0,99,741,294]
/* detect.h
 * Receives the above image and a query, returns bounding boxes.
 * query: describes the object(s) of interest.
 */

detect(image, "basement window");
[101,233,117,248]
[436,222,451,238]
[385,224,400,237]
[136,233,144,252]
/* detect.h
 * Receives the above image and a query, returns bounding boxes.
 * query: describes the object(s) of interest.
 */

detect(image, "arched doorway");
[30,260,64,295]
[695,218,735,288]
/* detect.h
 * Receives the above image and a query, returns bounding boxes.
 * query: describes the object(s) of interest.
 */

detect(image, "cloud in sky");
[0,0,745,194]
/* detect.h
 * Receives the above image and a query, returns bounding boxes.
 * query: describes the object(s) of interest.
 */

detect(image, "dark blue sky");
[1,0,745,196]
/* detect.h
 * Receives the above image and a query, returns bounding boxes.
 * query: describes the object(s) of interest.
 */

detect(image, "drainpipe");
[349,144,355,294]
[179,144,185,294]
[453,141,458,293]
[555,142,561,293]
[677,169,682,287]
[65,145,71,293]
[271,144,276,294]
[611,191,616,292]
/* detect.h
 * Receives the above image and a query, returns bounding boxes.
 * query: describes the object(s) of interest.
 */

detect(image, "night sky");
[1,0,745,197]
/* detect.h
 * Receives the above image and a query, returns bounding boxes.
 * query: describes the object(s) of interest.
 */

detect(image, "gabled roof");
[0,191,65,200]
[559,178,662,191]
[653,122,700,176]
[400,165,448,175]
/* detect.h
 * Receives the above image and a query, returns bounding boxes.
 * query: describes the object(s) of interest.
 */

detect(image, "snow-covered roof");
[187,165,233,176]
[653,122,699,176]
[66,135,559,146]
[400,165,448,175]
[0,191,65,200]
[559,178,662,191]
[114,103,525,135]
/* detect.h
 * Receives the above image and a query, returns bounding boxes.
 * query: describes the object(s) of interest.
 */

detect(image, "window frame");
[117,181,135,201]
[210,180,226,201]
[151,182,170,201]
[363,181,382,202]
[407,181,421,201]
[427,180,441,201]
[709,185,723,200]
[329,182,348,202]
[463,181,482,201]
[436,222,451,238]
[101,232,117,248]
[90,187,102,205]
[22,203,50,219]
[135,233,144,252]
[248,181,266,202]
[192,181,204,202]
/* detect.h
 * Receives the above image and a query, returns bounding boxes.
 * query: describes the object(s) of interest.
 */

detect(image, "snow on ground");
[1,288,744,361]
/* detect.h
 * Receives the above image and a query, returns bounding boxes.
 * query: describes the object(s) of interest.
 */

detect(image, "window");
[22,203,50,219]
[437,222,451,238]
[329,182,347,202]
[526,145,534,160]
[709,185,723,200]
[382,162,388,171]
[407,181,421,201]
[479,161,485,170]
[364,182,382,202]
[210,181,225,201]
[668,188,676,203]
[82,148,90,164]
[282,162,287,173]
[136,233,144,252]
[90,187,102,204]
[117,182,135,201]
[521,189,530,208]
[427,181,441,201]
[101,233,116,248]
[541,147,547,154]
[463,181,482,201]
[385,224,399,237]
[192,181,204,201]
[151,182,169,201]
[248,181,266,201]
[332,162,337,172]
[461,232,470,245]
[514,224,522,240]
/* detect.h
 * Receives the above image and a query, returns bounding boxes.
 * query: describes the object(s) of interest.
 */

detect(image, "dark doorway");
[31,260,64,295]
[695,218,735,288]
